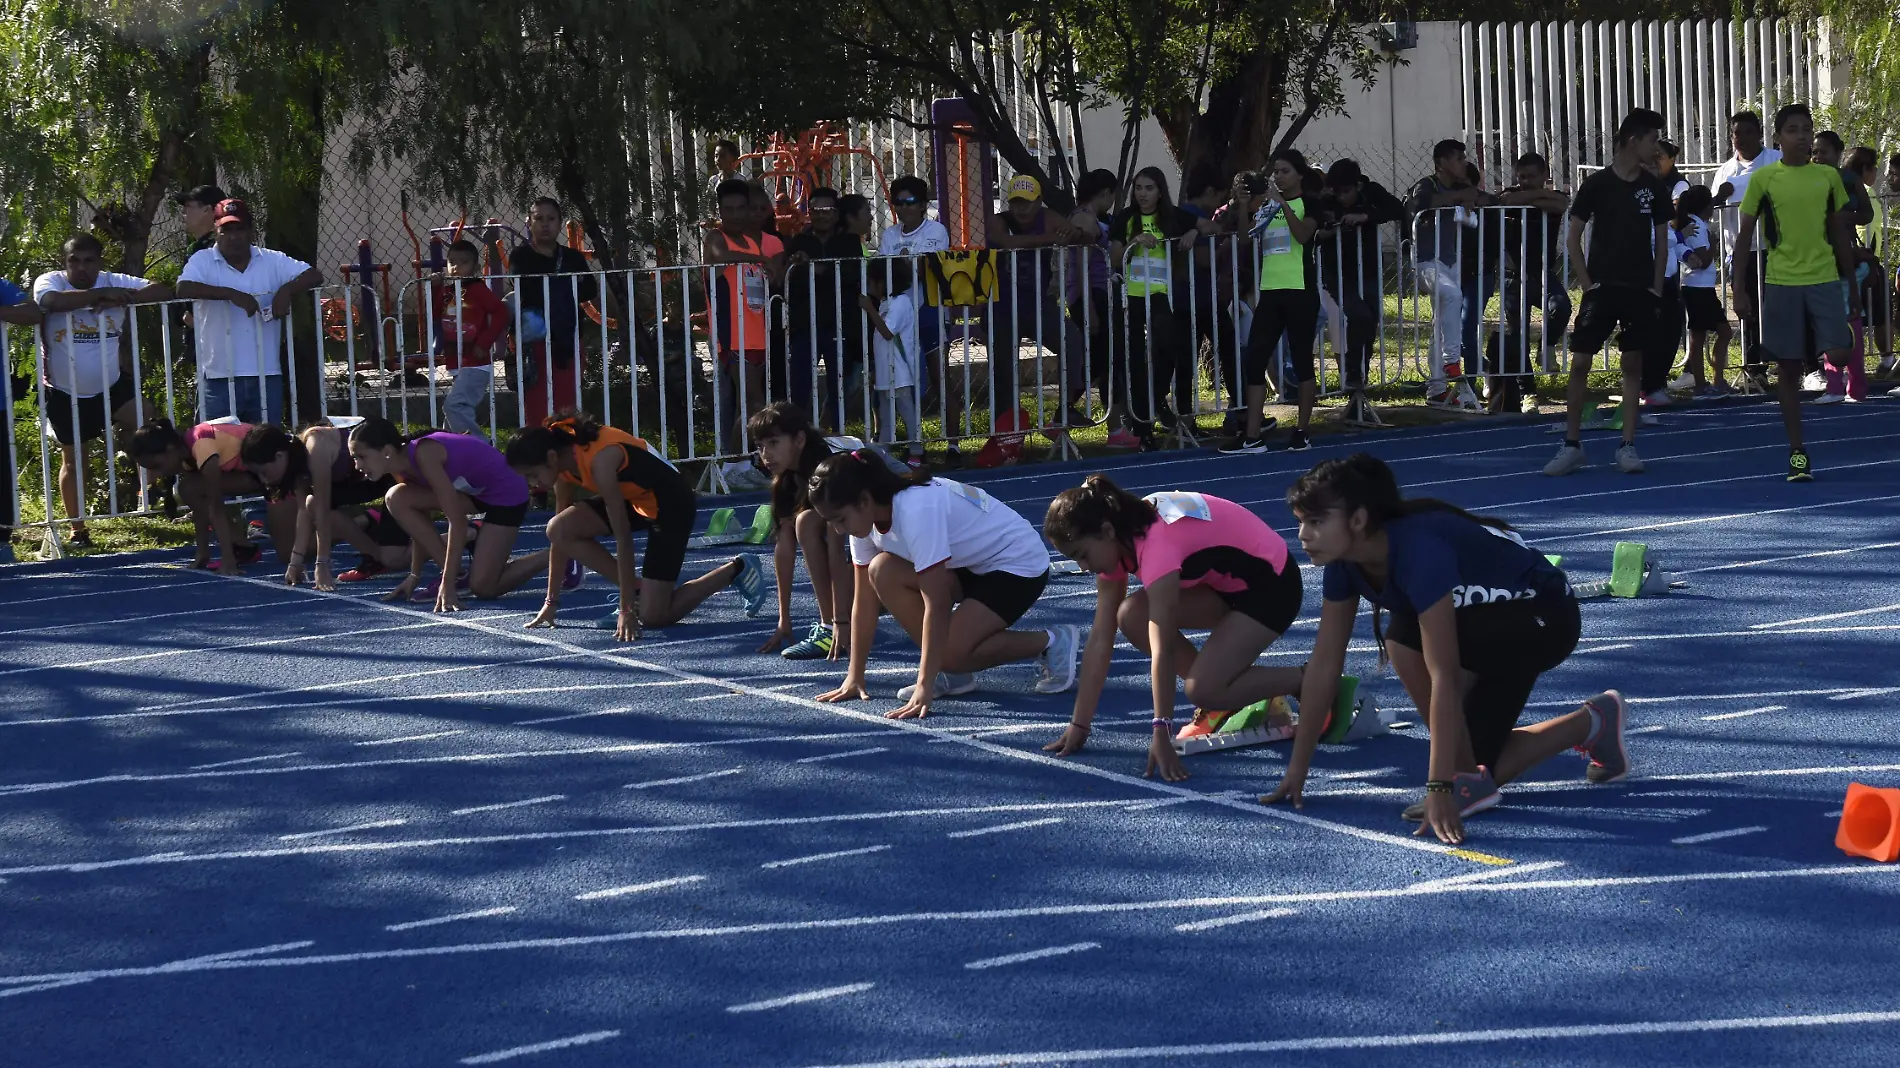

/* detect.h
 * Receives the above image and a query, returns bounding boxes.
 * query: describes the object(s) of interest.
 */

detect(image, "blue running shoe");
[781,621,836,660]
[733,553,767,617]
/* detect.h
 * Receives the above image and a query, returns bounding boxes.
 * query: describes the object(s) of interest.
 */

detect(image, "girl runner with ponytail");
[506,411,764,640]
[240,421,407,590]
[1266,453,1629,845]
[129,418,295,576]
[1042,475,1306,782]
[809,451,1079,719]
[348,416,570,611]
[749,402,852,659]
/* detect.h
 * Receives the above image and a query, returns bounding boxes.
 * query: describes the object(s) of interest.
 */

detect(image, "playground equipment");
[931,98,997,250]
[735,122,894,234]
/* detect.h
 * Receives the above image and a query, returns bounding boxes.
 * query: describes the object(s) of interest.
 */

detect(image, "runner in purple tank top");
[348,417,574,611]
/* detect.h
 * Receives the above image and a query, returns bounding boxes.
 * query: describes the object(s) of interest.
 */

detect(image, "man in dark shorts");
[1546,109,1670,478]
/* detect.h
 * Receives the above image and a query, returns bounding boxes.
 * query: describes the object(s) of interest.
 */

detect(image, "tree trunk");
[1156,45,1289,189]
[120,43,213,276]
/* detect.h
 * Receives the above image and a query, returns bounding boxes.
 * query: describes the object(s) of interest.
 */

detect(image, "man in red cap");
[176,198,323,424]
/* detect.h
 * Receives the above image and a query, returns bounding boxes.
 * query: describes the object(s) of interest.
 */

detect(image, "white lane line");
[1701,705,1783,721]
[0,799,1130,877]
[1679,539,1900,576]
[795,747,890,764]
[574,875,705,901]
[1530,686,1865,710]
[190,752,301,771]
[1410,860,1567,891]
[3,862,1897,988]
[1532,491,1900,544]
[460,1030,621,1064]
[0,977,94,999]
[0,579,223,608]
[1627,725,1667,734]
[726,982,875,1013]
[1750,602,1900,629]
[948,817,1065,839]
[355,730,466,747]
[511,690,698,724]
[279,819,408,841]
[964,942,1099,970]
[624,768,744,790]
[1825,809,1845,818]
[1672,826,1769,846]
[686,692,744,702]
[453,795,565,816]
[1829,688,1900,701]
[793,1007,1900,1066]
[168,941,315,967]
[760,845,891,870]
[1573,643,1633,654]
[1323,768,1399,781]
[1173,907,1299,933]
[1125,790,1245,812]
[133,652,578,714]
[386,907,518,932]
[0,621,442,678]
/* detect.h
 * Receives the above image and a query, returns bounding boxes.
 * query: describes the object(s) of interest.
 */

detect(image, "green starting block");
[740,503,775,544]
[1568,541,1687,599]
[1174,676,1391,756]
[691,504,775,548]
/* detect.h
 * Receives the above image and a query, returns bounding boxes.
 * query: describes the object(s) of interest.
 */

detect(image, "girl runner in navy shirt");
[1265,453,1631,844]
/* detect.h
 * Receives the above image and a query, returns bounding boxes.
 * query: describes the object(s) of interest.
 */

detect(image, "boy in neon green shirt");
[1732,103,1861,482]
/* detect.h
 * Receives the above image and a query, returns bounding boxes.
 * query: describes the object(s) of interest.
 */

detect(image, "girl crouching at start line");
[1266,453,1630,845]
[1043,476,1306,782]
[809,452,1081,719]
[129,418,296,575]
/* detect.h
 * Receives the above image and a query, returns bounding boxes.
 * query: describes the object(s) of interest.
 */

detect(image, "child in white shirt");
[860,262,923,463]
[1673,186,1732,396]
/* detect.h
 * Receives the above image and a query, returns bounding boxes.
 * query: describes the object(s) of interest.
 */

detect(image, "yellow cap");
[1004,174,1042,202]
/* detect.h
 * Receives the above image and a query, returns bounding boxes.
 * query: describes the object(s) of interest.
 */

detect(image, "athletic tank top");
[718,232,769,351]
[403,432,528,506]
[186,422,250,473]
[556,421,679,520]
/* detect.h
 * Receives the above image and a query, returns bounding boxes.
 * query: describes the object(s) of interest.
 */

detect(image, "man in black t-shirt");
[1546,109,1671,478]
[509,196,601,427]
[785,186,864,424]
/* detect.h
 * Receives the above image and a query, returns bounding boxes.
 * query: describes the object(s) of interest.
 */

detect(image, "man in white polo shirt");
[1712,111,1781,381]
[176,199,323,424]
[33,233,171,548]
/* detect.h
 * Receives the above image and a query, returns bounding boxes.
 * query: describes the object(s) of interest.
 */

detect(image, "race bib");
[1262,226,1293,256]
[1146,491,1211,523]
[741,265,768,311]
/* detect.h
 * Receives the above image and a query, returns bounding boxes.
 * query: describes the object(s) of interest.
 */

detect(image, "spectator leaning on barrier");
[1068,168,1117,422]
[1847,147,1894,377]
[1314,159,1405,407]
[1490,151,1573,414]
[1712,111,1780,380]
[509,196,604,429]
[787,186,864,421]
[704,177,787,472]
[176,199,322,427]
[432,239,509,435]
[1220,150,1321,455]
[1811,132,1875,403]
[982,173,1090,468]
[1,279,45,562]
[32,234,172,549]
[1177,164,1243,425]
[1405,138,1493,413]
[1107,166,1198,451]
[876,177,951,387]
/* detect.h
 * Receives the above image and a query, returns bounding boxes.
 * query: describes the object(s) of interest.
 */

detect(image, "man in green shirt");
[1733,103,1861,482]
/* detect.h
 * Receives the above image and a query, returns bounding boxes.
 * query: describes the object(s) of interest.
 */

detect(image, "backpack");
[923,250,998,308]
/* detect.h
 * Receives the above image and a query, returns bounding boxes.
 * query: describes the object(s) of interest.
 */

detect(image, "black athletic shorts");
[44,377,135,447]
[952,567,1049,626]
[1683,286,1726,333]
[470,497,528,528]
[363,505,409,547]
[1383,591,1582,770]
[581,494,694,583]
[1180,546,1303,635]
[330,473,395,509]
[1570,285,1660,357]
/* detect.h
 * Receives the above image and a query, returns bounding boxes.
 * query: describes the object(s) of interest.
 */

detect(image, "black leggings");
[1112,294,1182,421]
[1642,277,1685,395]
[1243,288,1319,387]
[1384,593,1582,769]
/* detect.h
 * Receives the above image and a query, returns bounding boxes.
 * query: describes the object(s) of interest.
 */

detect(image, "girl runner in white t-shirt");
[809,452,1080,719]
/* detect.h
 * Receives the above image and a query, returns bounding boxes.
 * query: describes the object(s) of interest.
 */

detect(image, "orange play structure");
[1836,783,1900,862]
[736,122,894,234]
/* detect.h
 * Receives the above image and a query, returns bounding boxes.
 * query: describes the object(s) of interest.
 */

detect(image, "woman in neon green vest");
[1221,150,1321,455]
[1108,167,1201,450]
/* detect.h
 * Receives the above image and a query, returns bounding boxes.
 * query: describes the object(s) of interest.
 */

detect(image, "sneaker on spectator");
[897,672,979,703]
[1219,435,1271,455]
[1810,391,1846,405]
[1641,390,1673,407]
[1692,384,1729,400]
[1787,449,1813,482]
[1667,373,1696,391]
[1614,443,1645,474]
[1401,767,1501,821]
[1802,371,1828,392]
[1878,357,1898,378]
[1284,430,1311,452]
[1543,444,1587,476]
[1106,427,1142,450]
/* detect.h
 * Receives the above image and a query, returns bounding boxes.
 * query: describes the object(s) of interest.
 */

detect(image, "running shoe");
[1810,391,1847,405]
[1033,624,1082,694]
[905,454,926,471]
[1802,371,1828,392]
[336,558,389,582]
[781,621,837,660]
[1284,430,1311,452]
[896,672,979,702]
[246,519,267,542]
[1693,384,1729,400]
[1614,443,1645,474]
[1578,690,1631,784]
[560,557,585,592]
[1401,767,1501,821]
[1542,444,1587,476]
[1642,390,1673,407]
[1787,449,1813,482]
[1877,357,1898,378]
[68,529,93,549]
[1667,373,1697,391]
[410,570,471,603]
[1219,435,1271,455]
[1105,427,1142,450]
[1174,709,1236,739]
[732,553,767,617]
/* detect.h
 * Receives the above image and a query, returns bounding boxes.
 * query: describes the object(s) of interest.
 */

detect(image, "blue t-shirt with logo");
[1321,509,1568,618]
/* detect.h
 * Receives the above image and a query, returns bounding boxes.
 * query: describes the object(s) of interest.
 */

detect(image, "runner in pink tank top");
[1042,475,1308,782]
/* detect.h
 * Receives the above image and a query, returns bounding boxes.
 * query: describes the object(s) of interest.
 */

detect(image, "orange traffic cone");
[1835,783,1900,862]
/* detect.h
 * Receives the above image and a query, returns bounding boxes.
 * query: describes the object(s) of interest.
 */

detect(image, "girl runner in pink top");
[129,418,296,576]
[1043,475,1306,782]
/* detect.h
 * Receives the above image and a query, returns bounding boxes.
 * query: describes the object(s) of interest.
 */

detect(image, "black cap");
[175,184,226,208]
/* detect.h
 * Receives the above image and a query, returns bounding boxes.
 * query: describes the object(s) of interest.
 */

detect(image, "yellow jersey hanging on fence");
[1256,197,1308,291]
[923,250,999,308]
[1124,215,1172,299]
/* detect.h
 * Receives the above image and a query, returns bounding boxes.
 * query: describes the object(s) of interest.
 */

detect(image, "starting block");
[1546,403,1659,432]
[1174,676,1390,756]
[691,504,775,548]
[1567,541,1687,599]
[1050,557,1087,576]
